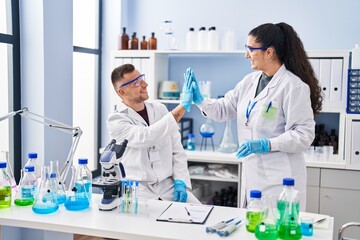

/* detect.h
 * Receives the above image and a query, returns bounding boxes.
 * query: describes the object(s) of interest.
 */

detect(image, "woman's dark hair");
[111,63,135,87]
[249,22,323,114]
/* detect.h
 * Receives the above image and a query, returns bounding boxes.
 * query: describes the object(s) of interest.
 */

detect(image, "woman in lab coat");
[190,22,323,210]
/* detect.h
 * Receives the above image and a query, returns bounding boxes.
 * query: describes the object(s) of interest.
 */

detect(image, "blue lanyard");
[245,100,257,126]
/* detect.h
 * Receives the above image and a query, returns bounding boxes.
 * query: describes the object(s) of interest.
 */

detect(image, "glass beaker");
[255,196,278,240]
[32,166,59,214]
[218,120,238,153]
[49,160,66,204]
[14,166,37,206]
[64,166,90,211]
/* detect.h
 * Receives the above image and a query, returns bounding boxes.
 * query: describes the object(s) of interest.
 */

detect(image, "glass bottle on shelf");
[130,32,139,50]
[14,166,37,206]
[0,162,11,208]
[25,152,41,180]
[218,120,238,153]
[186,133,196,151]
[140,36,148,50]
[149,32,157,50]
[119,27,129,50]
[49,160,66,204]
[32,166,59,214]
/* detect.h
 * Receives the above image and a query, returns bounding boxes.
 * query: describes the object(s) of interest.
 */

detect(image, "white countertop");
[0,194,334,240]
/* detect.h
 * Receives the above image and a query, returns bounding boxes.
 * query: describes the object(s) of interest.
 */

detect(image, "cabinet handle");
[334,87,338,91]
[355,151,359,155]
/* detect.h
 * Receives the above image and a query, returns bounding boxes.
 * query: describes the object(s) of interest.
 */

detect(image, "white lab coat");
[107,101,199,203]
[198,65,314,210]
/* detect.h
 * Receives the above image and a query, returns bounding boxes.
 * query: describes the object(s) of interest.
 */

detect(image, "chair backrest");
[338,222,360,240]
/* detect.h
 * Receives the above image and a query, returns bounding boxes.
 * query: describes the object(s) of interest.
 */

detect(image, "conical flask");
[49,160,66,204]
[14,166,37,206]
[255,196,278,240]
[1,151,16,189]
[218,120,238,153]
[32,166,59,214]
[0,162,11,208]
[64,166,90,211]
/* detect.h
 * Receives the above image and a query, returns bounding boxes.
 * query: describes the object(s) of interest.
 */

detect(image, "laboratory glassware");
[277,178,302,240]
[0,162,12,208]
[186,27,197,51]
[255,196,279,240]
[32,166,59,214]
[186,133,196,151]
[199,118,215,151]
[119,27,129,50]
[149,32,157,50]
[130,32,139,50]
[25,152,41,179]
[1,151,16,189]
[14,166,37,206]
[246,190,264,233]
[218,120,238,153]
[49,160,66,204]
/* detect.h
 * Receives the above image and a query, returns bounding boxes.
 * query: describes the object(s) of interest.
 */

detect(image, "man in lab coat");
[107,63,200,203]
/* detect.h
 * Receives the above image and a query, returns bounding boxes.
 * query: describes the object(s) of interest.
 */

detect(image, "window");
[0,0,21,181]
[73,0,101,176]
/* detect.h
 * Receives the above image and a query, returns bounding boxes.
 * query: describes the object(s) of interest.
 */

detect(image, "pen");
[266,101,272,112]
[184,207,191,216]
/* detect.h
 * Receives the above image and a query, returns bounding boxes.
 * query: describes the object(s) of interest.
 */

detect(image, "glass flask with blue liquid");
[14,166,37,206]
[32,166,59,214]
[49,160,66,204]
[65,158,92,211]
[199,118,215,151]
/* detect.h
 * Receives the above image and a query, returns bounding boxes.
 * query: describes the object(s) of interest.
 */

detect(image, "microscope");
[92,139,128,211]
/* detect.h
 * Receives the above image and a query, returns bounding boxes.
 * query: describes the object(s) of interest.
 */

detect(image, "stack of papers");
[157,203,214,224]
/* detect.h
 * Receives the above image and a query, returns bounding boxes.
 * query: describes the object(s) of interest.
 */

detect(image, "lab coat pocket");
[261,152,291,184]
[258,101,279,131]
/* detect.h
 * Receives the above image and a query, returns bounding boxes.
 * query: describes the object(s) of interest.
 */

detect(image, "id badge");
[149,146,160,163]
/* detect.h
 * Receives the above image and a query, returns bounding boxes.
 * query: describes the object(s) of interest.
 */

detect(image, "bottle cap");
[25,165,35,172]
[136,181,139,186]
[189,27,194,31]
[78,158,88,165]
[28,152,38,158]
[199,27,206,31]
[283,178,295,186]
[0,162,7,168]
[250,190,262,198]
[188,133,195,138]
[50,172,56,178]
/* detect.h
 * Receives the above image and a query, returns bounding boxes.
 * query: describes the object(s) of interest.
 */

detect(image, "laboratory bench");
[0,194,334,240]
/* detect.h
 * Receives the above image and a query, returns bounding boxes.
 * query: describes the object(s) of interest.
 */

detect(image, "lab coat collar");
[116,101,150,126]
[254,64,286,101]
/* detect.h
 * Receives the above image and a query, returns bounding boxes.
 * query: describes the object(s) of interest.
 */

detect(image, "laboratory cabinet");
[306,167,320,213]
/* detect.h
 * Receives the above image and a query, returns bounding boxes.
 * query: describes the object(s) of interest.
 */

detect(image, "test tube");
[120,180,126,213]
[134,181,139,214]
[125,180,130,213]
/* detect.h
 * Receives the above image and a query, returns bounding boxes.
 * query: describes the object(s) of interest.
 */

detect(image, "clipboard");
[156,203,214,224]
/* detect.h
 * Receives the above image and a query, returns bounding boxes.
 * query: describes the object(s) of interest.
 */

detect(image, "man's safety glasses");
[119,74,146,88]
[245,44,268,53]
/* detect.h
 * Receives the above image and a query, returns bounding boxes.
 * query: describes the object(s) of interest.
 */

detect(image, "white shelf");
[190,174,238,182]
[155,99,180,104]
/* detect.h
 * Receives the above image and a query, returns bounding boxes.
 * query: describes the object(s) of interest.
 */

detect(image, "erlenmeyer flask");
[14,166,37,206]
[255,196,278,240]
[64,166,90,211]
[0,162,12,208]
[1,151,16,189]
[49,160,66,204]
[218,120,238,153]
[32,166,59,214]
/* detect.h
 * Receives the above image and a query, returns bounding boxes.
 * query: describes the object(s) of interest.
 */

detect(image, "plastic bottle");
[351,44,360,69]
[207,26,219,51]
[246,190,264,233]
[130,32,139,50]
[186,28,197,51]
[49,160,66,204]
[141,36,148,50]
[14,166,37,206]
[119,27,129,50]
[197,27,207,51]
[277,178,302,240]
[221,29,236,51]
[0,162,12,208]
[149,32,157,50]
[25,152,41,180]
[32,166,59,214]
[186,133,196,151]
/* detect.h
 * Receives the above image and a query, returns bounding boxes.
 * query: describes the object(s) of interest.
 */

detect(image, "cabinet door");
[306,186,319,213]
[320,188,360,239]
[351,120,360,165]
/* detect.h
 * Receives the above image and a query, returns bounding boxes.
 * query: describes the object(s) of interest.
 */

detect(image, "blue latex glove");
[173,179,187,202]
[181,68,194,112]
[191,71,204,104]
[235,138,270,158]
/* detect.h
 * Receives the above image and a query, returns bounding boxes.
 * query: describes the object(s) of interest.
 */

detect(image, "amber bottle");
[119,27,129,50]
[149,32,157,50]
[141,36,148,50]
[130,32,139,50]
